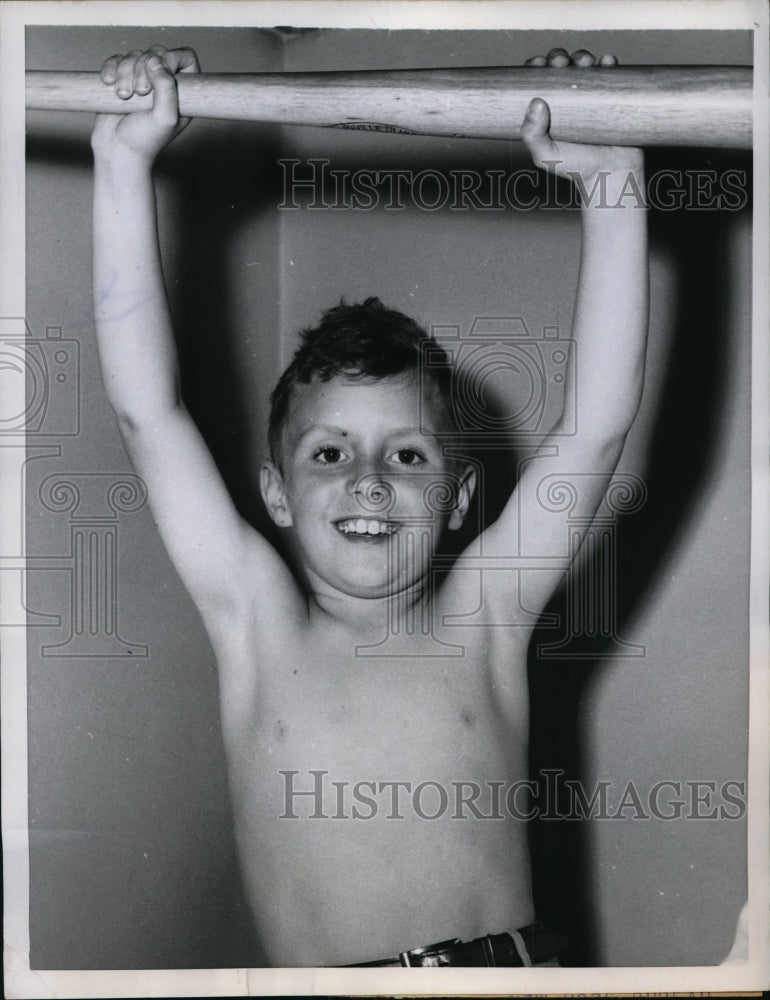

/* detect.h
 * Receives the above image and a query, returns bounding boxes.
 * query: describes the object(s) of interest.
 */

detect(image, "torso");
[212,584,536,967]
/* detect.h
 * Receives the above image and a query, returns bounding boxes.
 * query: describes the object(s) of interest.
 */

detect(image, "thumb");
[145,54,180,127]
[520,98,559,168]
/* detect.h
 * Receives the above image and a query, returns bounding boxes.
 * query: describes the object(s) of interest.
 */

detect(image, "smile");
[336,518,397,536]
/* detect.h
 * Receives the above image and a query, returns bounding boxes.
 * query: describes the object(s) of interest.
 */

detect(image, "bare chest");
[222,622,529,804]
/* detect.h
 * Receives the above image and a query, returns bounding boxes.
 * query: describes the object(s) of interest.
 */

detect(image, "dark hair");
[268,297,455,465]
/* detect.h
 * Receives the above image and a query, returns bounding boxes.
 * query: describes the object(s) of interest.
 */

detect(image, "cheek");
[395,475,456,517]
[285,470,344,514]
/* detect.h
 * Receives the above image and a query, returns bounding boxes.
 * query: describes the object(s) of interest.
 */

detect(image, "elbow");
[591,406,641,466]
[583,379,646,452]
[557,411,636,469]
[611,386,645,444]
[113,398,183,440]
[115,410,140,438]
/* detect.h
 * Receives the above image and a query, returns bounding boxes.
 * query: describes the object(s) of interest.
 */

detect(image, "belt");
[343,921,567,967]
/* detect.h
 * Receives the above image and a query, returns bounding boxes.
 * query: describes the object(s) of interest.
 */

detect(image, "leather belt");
[343,921,567,967]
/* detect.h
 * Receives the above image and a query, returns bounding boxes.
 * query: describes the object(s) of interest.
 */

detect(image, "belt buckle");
[399,937,461,967]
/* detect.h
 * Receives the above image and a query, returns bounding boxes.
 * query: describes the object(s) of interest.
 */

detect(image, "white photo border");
[2,1,768,996]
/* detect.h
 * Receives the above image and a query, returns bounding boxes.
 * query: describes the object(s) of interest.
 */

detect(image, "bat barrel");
[26,66,753,148]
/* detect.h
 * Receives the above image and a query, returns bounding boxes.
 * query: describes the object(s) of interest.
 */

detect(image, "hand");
[524,47,617,69]
[520,48,643,190]
[91,45,200,165]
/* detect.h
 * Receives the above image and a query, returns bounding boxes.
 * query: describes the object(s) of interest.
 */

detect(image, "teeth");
[338,519,395,536]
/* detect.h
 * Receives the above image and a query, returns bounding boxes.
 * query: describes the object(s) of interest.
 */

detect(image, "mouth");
[335,517,398,539]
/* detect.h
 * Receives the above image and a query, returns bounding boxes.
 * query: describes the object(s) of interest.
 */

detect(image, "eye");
[391,448,425,466]
[313,446,346,465]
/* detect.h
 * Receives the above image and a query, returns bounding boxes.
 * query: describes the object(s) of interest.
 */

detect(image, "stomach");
[224,649,534,966]
[237,798,535,966]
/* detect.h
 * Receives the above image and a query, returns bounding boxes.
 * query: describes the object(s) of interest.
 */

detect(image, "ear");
[448,464,477,531]
[260,460,293,527]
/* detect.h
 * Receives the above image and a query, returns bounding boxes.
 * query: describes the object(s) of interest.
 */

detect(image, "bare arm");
[91,48,302,646]
[471,50,649,621]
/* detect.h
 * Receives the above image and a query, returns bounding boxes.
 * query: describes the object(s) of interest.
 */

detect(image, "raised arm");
[91,47,301,642]
[475,50,649,622]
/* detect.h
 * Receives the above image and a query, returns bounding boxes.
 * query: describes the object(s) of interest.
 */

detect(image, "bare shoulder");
[199,525,308,706]
[433,567,532,703]
[438,531,545,636]
[205,524,305,637]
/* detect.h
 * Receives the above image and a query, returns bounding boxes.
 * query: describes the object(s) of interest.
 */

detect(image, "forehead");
[285,373,451,437]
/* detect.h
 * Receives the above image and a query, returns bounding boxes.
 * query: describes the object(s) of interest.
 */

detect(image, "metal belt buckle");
[399,937,461,967]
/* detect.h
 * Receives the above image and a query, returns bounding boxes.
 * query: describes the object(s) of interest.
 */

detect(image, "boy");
[91,44,647,967]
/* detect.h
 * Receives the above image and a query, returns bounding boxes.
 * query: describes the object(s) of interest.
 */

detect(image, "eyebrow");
[294,424,439,443]
[293,424,349,443]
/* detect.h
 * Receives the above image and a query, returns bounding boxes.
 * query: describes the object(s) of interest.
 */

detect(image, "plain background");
[24,25,751,967]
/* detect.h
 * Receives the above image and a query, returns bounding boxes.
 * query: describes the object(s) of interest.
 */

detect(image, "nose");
[347,462,395,516]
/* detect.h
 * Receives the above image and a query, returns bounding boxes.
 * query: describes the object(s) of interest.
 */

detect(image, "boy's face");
[261,373,475,602]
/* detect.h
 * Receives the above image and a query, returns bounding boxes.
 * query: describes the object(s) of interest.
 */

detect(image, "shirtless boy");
[91,44,648,967]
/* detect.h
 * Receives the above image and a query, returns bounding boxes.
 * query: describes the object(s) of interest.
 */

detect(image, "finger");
[114,49,143,98]
[524,55,547,67]
[133,52,154,96]
[598,53,619,67]
[520,98,558,166]
[546,47,570,67]
[163,46,201,75]
[571,49,596,67]
[100,53,124,84]
[134,45,173,95]
[145,54,180,127]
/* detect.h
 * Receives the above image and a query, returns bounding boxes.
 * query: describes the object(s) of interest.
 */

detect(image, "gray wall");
[25,26,750,968]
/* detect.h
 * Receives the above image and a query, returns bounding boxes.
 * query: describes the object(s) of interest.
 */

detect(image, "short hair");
[268,297,456,466]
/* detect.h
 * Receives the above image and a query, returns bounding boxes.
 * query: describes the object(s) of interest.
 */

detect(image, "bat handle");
[25,67,754,149]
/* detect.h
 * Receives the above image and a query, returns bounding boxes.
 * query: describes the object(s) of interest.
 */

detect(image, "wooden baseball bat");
[26,66,753,148]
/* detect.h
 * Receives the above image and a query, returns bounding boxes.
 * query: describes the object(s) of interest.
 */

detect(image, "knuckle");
[100,54,120,79]
[177,46,201,71]
[120,49,142,68]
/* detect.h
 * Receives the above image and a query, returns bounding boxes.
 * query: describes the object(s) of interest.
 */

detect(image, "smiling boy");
[91,44,648,967]
[261,298,476,606]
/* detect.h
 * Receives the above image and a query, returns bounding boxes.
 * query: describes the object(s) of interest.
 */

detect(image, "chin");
[328,568,426,601]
